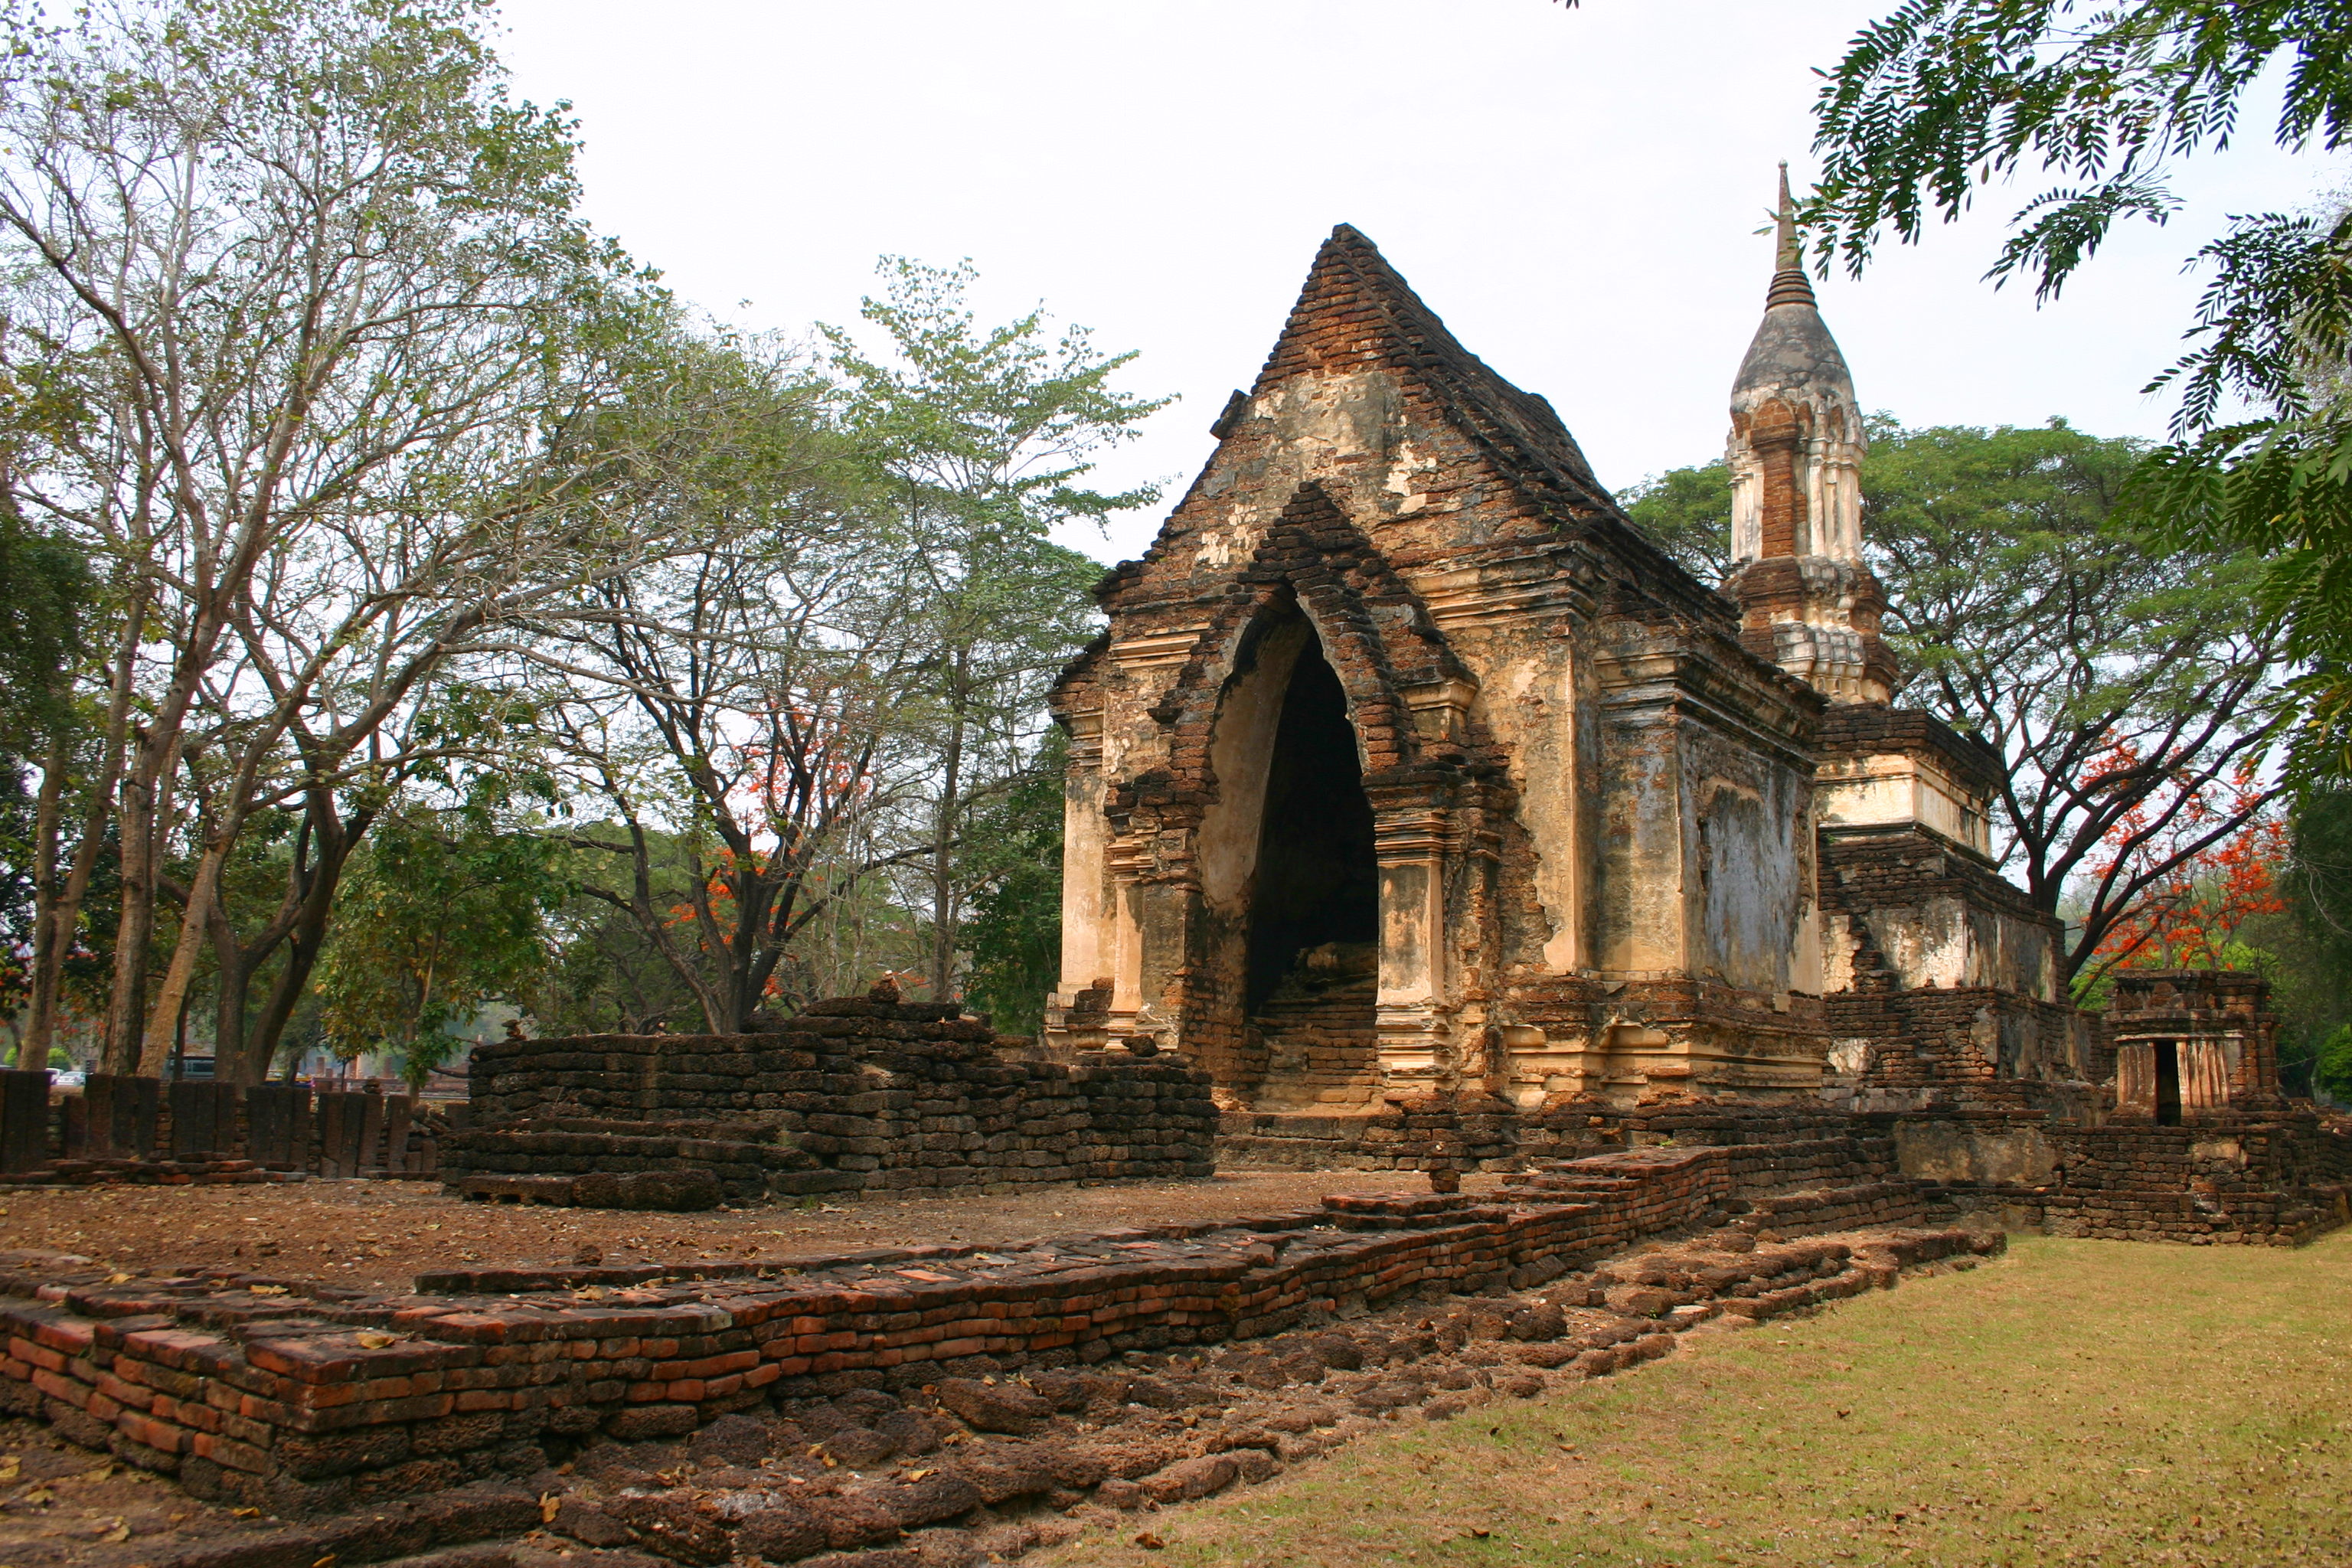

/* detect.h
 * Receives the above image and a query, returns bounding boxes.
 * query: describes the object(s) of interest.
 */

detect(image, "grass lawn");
[1040,1233,2352,1567]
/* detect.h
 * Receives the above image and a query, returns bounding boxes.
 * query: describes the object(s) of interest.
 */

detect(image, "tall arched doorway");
[1243,635,1380,1105]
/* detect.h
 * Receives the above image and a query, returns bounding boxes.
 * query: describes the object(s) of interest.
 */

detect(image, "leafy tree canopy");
[0,511,86,756]
[1801,0,2352,783]
[825,259,1164,1000]
[958,727,1067,1038]
[310,791,566,1089]
[2282,786,2352,1096]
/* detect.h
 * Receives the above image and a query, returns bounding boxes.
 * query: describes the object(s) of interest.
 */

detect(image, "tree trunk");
[929,655,969,1001]
[14,734,65,1069]
[234,849,347,1085]
[206,791,373,1086]
[213,935,254,1087]
[24,588,142,1062]
[100,726,179,1074]
[139,826,229,1076]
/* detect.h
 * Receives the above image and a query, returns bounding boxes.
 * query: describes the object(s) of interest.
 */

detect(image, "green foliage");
[0,512,87,754]
[311,801,566,1088]
[0,0,672,1078]
[825,257,1172,537]
[0,511,90,1024]
[0,762,40,1022]
[1806,1,2352,786]
[825,258,1165,998]
[2316,1025,2352,1103]
[1619,462,1734,580]
[1809,2,2351,298]
[532,825,711,1037]
[2132,413,2352,786]
[523,325,916,1034]
[2277,786,2352,1096]
[958,729,1067,1037]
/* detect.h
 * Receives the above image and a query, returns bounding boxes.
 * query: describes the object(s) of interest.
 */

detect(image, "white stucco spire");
[1729,165,1864,567]
[1722,165,1892,705]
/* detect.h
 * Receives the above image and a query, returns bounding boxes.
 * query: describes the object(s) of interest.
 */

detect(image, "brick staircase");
[1248,942,1380,1108]
[441,1116,828,1207]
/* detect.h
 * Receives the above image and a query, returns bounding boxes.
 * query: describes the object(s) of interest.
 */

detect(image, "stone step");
[1732,1180,1927,1236]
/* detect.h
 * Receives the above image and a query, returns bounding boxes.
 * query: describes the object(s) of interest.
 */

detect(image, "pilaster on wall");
[1048,707,1109,1027]
[1368,793,1498,1083]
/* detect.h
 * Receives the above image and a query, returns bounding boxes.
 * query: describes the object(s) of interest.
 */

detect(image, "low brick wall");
[1218,1093,1890,1174]
[0,1070,443,1184]
[1916,1116,2352,1244]
[1824,984,2109,1118]
[451,998,1217,1199]
[0,1132,1907,1514]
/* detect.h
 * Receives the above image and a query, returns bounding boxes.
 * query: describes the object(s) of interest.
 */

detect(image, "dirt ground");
[0,1168,1489,1290]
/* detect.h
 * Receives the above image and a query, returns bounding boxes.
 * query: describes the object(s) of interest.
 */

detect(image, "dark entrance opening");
[2154,1040,2183,1126]
[1245,636,1379,1011]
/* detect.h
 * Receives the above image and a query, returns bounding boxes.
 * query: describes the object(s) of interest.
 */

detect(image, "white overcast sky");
[492,0,2337,566]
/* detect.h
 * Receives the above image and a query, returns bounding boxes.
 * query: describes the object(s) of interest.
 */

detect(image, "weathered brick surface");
[448,998,1218,1200]
[1825,982,2106,1115]
[1910,1112,2352,1245]
[1220,1094,1888,1177]
[1815,705,2001,795]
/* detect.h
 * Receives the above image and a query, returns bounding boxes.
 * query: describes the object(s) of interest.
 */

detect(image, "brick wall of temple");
[1824,985,2108,1113]
[1217,1094,1896,1178]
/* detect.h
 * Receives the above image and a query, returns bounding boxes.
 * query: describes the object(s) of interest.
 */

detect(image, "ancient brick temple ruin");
[0,186,2347,1562]
[1040,178,2350,1224]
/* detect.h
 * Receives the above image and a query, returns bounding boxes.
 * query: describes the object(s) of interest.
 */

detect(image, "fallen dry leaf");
[97,1518,131,1543]
[354,1332,396,1349]
[106,1271,132,1284]
[1135,1531,1166,1550]
[247,1284,288,1296]
[540,1492,560,1523]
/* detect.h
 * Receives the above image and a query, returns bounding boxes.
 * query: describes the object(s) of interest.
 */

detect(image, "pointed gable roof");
[1253,224,1615,520]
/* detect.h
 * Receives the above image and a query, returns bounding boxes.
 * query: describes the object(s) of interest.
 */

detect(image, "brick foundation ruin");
[444,994,1218,1207]
[0,1117,1989,1521]
[1216,1089,2352,1246]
